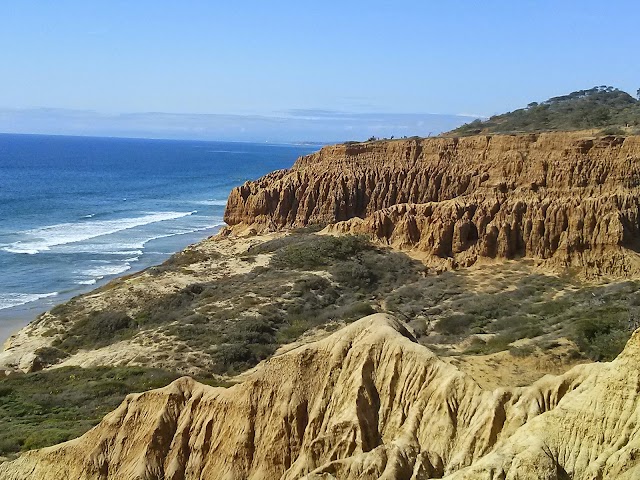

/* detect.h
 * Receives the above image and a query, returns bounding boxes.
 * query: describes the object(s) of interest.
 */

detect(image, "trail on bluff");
[224,133,640,277]
[1,314,639,479]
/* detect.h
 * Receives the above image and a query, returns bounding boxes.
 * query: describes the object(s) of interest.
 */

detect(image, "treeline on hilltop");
[451,86,640,136]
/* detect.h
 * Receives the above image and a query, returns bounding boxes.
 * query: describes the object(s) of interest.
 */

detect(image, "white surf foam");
[109,221,225,248]
[0,292,59,310]
[58,243,144,256]
[49,220,222,258]
[80,263,133,279]
[2,211,196,254]
[75,279,97,285]
[103,250,144,256]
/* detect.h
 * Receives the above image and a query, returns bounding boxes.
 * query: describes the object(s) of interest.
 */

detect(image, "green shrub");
[342,302,376,322]
[271,235,371,270]
[50,232,426,371]
[211,343,277,375]
[435,315,475,336]
[573,315,629,361]
[47,230,637,378]
[33,346,69,366]
[509,345,536,357]
[0,437,22,456]
[56,310,136,352]
[332,261,376,290]
[49,302,73,317]
[465,332,525,355]
[276,318,314,343]
[585,331,628,361]
[291,224,327,234]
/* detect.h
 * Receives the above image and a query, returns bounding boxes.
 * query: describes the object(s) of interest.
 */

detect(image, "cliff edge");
[224,133,640,276]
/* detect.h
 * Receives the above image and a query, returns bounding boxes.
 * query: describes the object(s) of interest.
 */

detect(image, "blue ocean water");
[0,133,317,339]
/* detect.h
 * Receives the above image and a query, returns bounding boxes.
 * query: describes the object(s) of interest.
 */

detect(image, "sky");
[1,1,638,141]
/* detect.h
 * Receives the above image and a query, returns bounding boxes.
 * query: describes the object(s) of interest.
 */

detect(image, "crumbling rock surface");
[224,134,640,276]
[3,314,638,479]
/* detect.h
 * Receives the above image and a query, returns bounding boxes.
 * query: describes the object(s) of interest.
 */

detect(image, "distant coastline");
[0,109,477,144]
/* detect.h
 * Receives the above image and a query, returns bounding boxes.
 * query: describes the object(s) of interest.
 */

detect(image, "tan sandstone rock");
[2,313,637,479]
[224,133,640,277]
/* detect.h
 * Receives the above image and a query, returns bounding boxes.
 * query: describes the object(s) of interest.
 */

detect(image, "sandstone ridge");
[2,313,639,479]
[224,133,640,276]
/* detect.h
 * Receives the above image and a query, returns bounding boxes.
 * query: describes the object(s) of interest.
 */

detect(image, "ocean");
[0,133,318,342]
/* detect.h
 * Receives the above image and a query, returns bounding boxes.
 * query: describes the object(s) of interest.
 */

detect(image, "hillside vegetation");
[451,86,640,136]
[42,233,634,377]
[2,230,636,458]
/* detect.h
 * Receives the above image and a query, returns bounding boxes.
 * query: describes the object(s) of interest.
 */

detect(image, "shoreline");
[0,223,224,347]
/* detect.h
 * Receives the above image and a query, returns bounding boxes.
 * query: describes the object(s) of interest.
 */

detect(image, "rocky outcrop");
[448,331,640,479]
[224,133,640,276]
[5,313,640,480]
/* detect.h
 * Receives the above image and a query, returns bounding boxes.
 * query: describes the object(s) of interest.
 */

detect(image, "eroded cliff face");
[2,314,639,479]
[224,133,640,276]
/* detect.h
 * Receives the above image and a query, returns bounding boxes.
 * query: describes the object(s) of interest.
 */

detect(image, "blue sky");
[1,1,638,141]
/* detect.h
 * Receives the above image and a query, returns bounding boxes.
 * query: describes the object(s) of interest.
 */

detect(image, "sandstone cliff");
[3,313,639,479]
[224,133,640,276]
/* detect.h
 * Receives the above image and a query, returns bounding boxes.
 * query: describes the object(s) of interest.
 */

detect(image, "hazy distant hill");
[451,86,640,136]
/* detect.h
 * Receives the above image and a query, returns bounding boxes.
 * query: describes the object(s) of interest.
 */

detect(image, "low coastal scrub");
[0,367,226,458]
[573,311,629,361]
[47,232,638,377]
[386,264,637,361]
[452,86,640,135]
[269,234,371,269]
[55,310,136,352]
[51,234,424,375]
